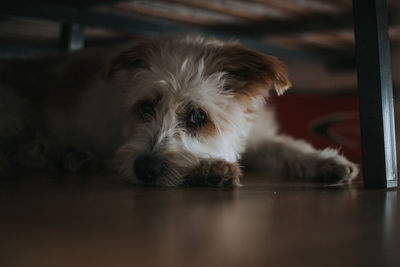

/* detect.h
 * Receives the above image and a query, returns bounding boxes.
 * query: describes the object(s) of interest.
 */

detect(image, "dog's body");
[0,36,358,186]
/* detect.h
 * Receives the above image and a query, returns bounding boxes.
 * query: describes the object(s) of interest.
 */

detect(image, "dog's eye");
[139,100,155,121]
[187,108,208,128]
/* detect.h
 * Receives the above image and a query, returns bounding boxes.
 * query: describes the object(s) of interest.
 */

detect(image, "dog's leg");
[185,159,242,187]
[0,134,95,173]
[0,134,54,174]
[243,135,359,183]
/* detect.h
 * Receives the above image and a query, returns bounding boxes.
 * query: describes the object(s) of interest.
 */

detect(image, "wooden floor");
[0,171,399,267]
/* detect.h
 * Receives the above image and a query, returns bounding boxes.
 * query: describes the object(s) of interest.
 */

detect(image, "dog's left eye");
[187,108,208,128]
[139,100,155,121]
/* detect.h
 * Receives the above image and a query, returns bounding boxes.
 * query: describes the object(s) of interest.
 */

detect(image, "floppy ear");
[106,40,156,78]
[212,43,291,96]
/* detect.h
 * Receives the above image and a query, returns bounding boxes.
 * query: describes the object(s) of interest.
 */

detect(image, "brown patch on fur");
[232,83,268,118]
[235,83,266,104]
[177,104,218,138]
[197,117,218,138]
[184,159,242,187]
[108,38,156,77]
[108,37,291,97]
[205,43,291,97]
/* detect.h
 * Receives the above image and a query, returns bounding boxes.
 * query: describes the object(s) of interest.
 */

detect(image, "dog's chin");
[150,174,186,187]
[122,170,186,187]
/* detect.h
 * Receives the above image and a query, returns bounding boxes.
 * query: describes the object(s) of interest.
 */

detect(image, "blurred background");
[1,0,399,166]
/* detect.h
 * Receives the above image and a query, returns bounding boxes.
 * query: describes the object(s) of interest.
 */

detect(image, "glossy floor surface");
[0,172,399,267]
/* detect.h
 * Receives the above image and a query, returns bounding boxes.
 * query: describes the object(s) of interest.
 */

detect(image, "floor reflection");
[0,172,399,267]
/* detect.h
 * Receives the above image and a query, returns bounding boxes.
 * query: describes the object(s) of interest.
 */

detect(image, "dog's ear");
[213,43,291,96]
[106,40,156,78]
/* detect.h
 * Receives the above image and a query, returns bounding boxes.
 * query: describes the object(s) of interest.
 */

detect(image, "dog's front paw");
[204,160,242,187]
[185,159,242,188]
[312,152,359,183]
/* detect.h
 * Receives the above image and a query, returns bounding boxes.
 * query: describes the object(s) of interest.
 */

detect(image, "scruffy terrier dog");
[0,35,358,187]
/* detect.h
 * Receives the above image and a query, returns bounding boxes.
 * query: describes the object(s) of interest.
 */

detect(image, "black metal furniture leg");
[60,23,84,51]
[353,0,398,188]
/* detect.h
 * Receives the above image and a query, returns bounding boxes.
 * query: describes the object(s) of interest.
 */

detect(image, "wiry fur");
[0,35,358,186]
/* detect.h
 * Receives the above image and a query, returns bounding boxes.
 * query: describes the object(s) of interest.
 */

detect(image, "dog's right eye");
[139,100,155,121]
[187,108,208,129]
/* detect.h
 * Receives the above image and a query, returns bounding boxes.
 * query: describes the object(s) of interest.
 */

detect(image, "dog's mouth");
[136,167,187,187]
[129,152,199,187]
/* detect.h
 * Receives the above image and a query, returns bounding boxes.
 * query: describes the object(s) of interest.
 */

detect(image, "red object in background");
[271,95,362,163]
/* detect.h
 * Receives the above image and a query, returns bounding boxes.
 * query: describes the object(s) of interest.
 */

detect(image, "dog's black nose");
[134,155,163,183]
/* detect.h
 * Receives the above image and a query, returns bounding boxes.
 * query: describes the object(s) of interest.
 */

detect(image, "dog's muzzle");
[134,155,164,183]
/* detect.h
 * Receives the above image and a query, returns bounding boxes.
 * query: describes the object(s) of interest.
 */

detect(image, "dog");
[0,35,359,187]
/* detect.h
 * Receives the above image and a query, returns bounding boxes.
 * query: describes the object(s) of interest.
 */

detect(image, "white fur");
[115,56,253,184]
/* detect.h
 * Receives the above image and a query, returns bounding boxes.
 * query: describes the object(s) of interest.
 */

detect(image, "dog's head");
[108,36,291,186]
